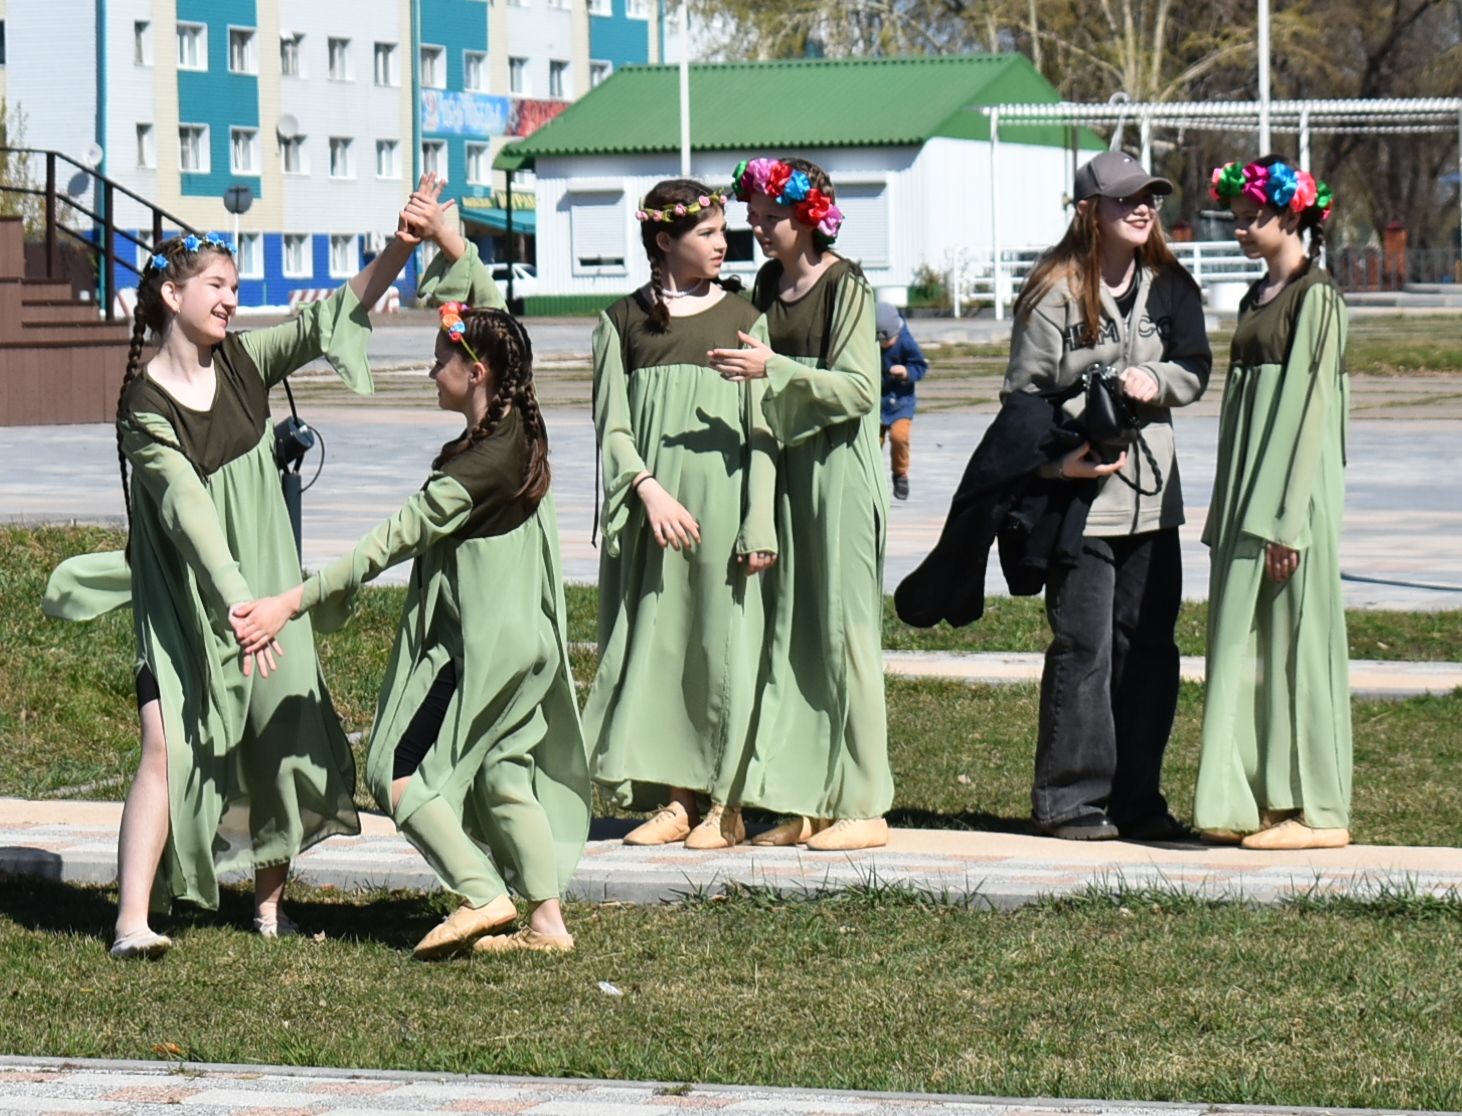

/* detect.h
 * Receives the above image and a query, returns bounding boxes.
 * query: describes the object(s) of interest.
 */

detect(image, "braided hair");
[433,307,551,503]
[116,235,235,557]
[637,178,742,333]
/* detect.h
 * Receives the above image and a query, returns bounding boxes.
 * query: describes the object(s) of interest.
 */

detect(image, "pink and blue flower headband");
[731,157,844,243]
[1211,160,1334,221]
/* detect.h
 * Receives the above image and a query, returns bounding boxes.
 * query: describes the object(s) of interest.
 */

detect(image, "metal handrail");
[0,146,202,320]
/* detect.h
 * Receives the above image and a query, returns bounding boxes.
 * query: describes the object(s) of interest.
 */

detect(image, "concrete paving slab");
[3,800,1459,910]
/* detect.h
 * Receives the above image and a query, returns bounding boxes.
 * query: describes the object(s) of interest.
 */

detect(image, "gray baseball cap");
[875,301,903,342]
[1073,151,1173,202]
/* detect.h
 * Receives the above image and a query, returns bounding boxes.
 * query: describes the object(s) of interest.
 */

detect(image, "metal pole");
[1299,108,1311,170]
[103,181,117,321]
[1139,111,1152,168]
[505,167,517,308]
[1257,0,1272,151]
[44,152,57,278]
[1456,108,1462,280]
[990,108,1003,321]
[678,4,691,177]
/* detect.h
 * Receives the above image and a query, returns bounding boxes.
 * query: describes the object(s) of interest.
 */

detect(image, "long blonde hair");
[1014,199,1181,348]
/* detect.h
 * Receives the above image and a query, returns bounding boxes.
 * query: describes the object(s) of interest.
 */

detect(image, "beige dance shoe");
[1240,818,1351,851]
[684,804,746,850]
[749,816,823,847]
[623,801,694,846]
[109,928,172,960]
[253,911,299,940]
[805,817,890,851]
[413,893,518,960]
[474,927,575,954]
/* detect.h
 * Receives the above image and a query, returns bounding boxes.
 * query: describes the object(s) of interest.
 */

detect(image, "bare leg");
[669,786,699,824]
[114,699,170,939]
[253,862,288,925]
[527,898,568,938]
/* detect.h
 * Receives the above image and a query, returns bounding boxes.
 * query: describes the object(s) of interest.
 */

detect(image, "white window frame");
[280,32,303,78]
[283,234,313,279]
[466,142,490,186]
[587,0,611,14]
[626,0,650,17]
[375,139,400,180]
[328,137,355,180]
[419,44,445,89]
[230,127,259,175]
[280,135,308,175]
[589,60,611,87]
[235,232,264,279]
[508,56,528,95]
[546,0,569,9]
[420,140,446,179]
[135,123,155,169]
[548,59,569,99]
[176,22,207,72]
[178,124,210,174]
[133,21,152,67]
[373,41,397,86]
[327,36,352,81]
[328,234,357,279]
[227,27,257,74]
[569,190,627,276]
[463,50,487,92]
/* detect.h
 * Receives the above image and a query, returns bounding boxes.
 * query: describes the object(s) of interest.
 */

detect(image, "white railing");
[940,241,1266,318]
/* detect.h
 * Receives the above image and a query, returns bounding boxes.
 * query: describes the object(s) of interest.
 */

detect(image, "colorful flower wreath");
[731,157,845,243]
[1210,160,1334,222]
[635,191,729,224]
[145,232,233,273]
[438,301,484,365]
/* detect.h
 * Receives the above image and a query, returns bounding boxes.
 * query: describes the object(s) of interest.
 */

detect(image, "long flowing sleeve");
[738,314,778,557]
[592,313,647,558]
[122,412,252,619]
[299,473,474,632]
[761,271,879,445]
[238,283,376,394]
[415,240,507,309]
[1237,283,1347,550]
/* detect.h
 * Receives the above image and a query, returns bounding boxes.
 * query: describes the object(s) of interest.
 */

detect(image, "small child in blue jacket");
[877,301,929,500]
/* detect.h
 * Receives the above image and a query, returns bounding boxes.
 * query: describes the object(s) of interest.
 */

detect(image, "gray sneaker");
[892,474,910,500]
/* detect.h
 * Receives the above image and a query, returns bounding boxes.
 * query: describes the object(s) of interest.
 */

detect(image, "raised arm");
[406,173,507,310]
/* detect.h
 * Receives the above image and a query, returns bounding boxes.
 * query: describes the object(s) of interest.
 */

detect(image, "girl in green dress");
[584,178,778,850]
[1196,157,1350,850]
[44,188,427,959]
[709,157,892,851]
[233,292,590,959]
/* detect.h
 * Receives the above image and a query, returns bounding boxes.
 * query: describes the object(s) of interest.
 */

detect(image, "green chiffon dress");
[43,286,371,910]
[1194,269,1352,832]
[583,290,778,810]
[743,258,893,820]
[299,408,590,904]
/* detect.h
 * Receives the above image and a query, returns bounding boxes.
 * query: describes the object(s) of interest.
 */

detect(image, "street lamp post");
[1257,0,1272,151]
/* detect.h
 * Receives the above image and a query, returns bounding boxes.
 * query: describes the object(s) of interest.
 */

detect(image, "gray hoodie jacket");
[1001,263,1212,536]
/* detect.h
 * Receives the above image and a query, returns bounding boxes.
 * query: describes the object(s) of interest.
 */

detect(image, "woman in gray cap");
[1002,151,1211,841]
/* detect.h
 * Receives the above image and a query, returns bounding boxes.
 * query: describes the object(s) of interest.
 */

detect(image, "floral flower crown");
[145,233,233,273]
[438,302,484,365]
[731,158,844,243]
[1210,160,1334,222]
[635,191,728,224]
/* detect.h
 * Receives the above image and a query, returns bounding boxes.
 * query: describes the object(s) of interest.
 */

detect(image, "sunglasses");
[1110,194,1165,212]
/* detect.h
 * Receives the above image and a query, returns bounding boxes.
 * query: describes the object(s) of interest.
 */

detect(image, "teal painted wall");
[177,0,262,198]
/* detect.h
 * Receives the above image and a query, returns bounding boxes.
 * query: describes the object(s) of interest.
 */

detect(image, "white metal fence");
[942,241,1267,318]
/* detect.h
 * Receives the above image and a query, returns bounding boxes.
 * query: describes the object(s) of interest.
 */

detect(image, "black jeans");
[1032,528,1182,828]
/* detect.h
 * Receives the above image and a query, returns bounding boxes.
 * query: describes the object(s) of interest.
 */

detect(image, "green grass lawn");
[1,878,1459,1110]
[6,526,1460,845]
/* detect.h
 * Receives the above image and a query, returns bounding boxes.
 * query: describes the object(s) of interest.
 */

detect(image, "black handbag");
[1081,362,1163,495]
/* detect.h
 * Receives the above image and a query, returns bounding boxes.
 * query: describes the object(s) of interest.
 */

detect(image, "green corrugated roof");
[497,55,1091,168]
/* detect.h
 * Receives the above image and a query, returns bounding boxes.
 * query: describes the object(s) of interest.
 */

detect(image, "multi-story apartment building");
[1,0,659,307]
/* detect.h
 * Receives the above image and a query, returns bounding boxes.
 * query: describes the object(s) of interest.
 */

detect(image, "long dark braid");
[434,307,551,502]
[637,178,741,334]
[116,234,235,558]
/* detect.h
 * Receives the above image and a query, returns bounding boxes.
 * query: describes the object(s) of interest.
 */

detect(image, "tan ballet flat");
[749,816,821,847]
[1240,818,1351,851]
[473,927,575,954]
[805,817,890,851]
[109,929,172,960]
[623,802,693,846]
[684,804,745,850]
[413,894,517,960]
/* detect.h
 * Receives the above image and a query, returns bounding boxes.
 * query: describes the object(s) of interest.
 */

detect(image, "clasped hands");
[394,172,456,247]
[227,584,304,679]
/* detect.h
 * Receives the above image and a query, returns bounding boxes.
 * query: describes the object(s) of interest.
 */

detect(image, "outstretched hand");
[709,331,774,382]
[398,171,457,246]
